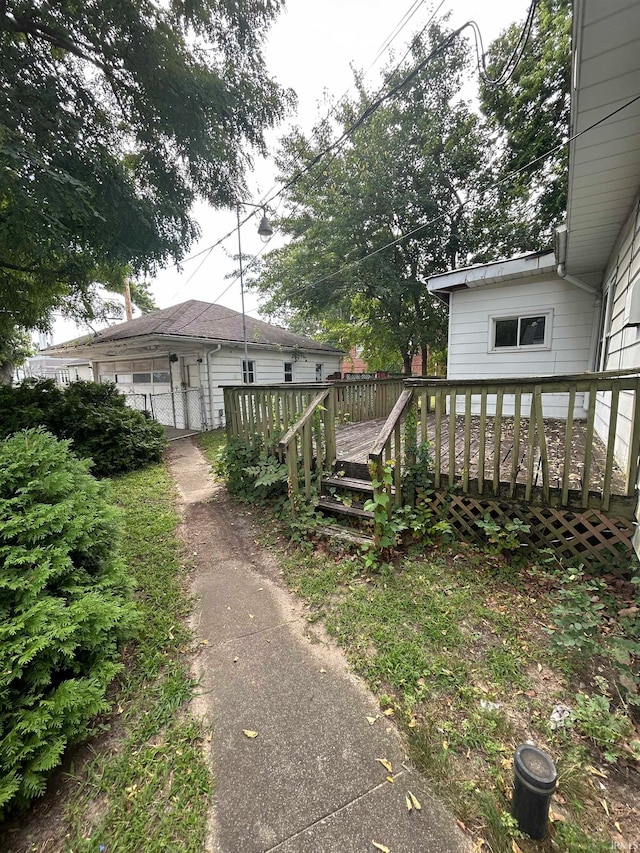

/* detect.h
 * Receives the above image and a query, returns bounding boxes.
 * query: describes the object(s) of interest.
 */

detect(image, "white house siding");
[447,275,597,418]
[207,345,342,429]
[596,195,640,472]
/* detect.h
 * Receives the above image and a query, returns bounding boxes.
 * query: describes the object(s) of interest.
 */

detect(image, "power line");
[169,0,449,276]
[169,2,537,302]
[258,92,640,303]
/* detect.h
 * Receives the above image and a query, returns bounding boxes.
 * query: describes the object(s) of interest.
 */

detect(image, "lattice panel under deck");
[429,492,636,569]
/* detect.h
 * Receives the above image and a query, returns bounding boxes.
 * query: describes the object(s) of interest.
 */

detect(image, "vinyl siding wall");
[597,195,640,471]
[447,275,597,418]
[209,345,342,428]
[95,344,341,430]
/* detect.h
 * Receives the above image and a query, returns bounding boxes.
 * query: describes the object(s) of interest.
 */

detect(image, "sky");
[50,0,530,345]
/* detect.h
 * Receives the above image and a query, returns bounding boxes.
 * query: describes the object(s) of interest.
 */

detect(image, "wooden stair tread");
[322,476,374,492]
[316,496,374,520]
[315,524,373,547]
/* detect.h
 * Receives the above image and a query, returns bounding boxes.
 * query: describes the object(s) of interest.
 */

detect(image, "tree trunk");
[0,359,14,385]
[403,353,412,375]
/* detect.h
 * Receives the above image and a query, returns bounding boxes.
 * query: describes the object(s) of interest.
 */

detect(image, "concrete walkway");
[169,438,472,853]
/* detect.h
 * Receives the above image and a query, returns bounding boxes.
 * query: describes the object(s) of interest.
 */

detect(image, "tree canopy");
[253,24,490,372]
[0,0,290,347]
[253,4,572,372]
[478,0,571,252]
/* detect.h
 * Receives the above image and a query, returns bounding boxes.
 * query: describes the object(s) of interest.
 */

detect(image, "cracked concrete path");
[169,438,472,853]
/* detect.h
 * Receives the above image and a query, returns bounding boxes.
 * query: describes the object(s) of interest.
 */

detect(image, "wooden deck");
[336,414,626,497]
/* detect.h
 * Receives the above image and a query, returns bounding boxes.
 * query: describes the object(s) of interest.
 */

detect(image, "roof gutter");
[554,224,599,294]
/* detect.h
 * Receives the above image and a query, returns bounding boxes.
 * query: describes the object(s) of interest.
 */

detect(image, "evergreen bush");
[0,379,167,476]
[0,429,138,815]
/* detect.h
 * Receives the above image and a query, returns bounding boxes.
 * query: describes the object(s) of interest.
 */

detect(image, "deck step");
[316,496,374,520]
[315,524,373,547]
[322,476,374,493]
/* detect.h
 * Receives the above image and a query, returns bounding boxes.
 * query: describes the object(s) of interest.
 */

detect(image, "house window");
[115,373,133,384]
[490,312,551,351]
[57,369,70,385]
[133,372,152,383]
[152,371,171,383]
[284,362,293,383]
[100,373,115,384]
[315,363,323,381]
[242,360,255,383]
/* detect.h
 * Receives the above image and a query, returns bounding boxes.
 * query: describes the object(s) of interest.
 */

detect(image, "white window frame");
[284,361,293,383]
[488,309,553,353]
[242,359,256,384]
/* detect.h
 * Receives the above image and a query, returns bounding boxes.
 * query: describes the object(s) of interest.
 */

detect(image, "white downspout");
[207,345,222,429]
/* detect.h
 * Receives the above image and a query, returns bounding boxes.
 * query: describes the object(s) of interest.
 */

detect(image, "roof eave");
[427,252,557,294]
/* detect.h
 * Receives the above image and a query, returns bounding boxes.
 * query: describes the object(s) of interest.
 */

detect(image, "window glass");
[315,363,323,381]
[519,316,546,346]
[284,362,293,382]
[242,360,255,383]
[100,374,115,384]
[152,371,170,383]
[133,373,152,383]
[115,374,132,384]
[494,319,518,348]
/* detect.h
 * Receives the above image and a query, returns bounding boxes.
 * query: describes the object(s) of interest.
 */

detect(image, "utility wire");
[169,0,537,301]
[258,93,640,302]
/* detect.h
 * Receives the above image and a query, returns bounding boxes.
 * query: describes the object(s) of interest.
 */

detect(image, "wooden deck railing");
[223,383,330,450]
[223,378,405,446]
[277,388,336,500]
[332,378,404,423]
[370,370,640,518]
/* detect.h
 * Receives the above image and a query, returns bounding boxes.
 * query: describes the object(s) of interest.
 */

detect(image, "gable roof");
[45,300,341,356]
[427,251,556,294]
[565,0,640,281]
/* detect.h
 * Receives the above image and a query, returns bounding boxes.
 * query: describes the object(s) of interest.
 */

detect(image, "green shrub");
[0,379,167,476]
[214,434,287,502]
[0,429,138,815]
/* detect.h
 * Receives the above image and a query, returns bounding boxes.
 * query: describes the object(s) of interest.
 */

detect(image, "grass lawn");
[56,463,211,853]
[200,430,640,853]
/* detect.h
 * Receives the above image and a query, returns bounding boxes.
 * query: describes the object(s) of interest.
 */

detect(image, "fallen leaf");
[601,798,609,816]
[512,842,524,853]
[243,730,258,739]
[366,716,377,725]
[320,668,326,673]
[233,656,239,663]
[587,765,608,779]
[406,794,413,811]
[407,719,417,728]
[376,758,393,773]
[386,775,394,784]
[442,740,449,751]
[537,663,542,672]
[201,639,209,645]
[372,843,390,853]
[408,791,421,811]
[249,614,254,619]
[383,708,394,717]
[117,704,124,714]
[549,808,565,823]
[619,606,638,617]
[615,821,622,833]
[456,819,466,832]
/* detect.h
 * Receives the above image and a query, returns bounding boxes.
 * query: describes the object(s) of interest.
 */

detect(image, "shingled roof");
[47,300,341,354]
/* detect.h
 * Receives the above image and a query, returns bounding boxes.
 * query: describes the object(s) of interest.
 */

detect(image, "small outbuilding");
[45,300,343,430]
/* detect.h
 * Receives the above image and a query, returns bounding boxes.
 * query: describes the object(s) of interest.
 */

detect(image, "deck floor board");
[335,414,626,496]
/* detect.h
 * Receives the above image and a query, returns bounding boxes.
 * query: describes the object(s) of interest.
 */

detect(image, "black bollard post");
[512,744,557,840]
